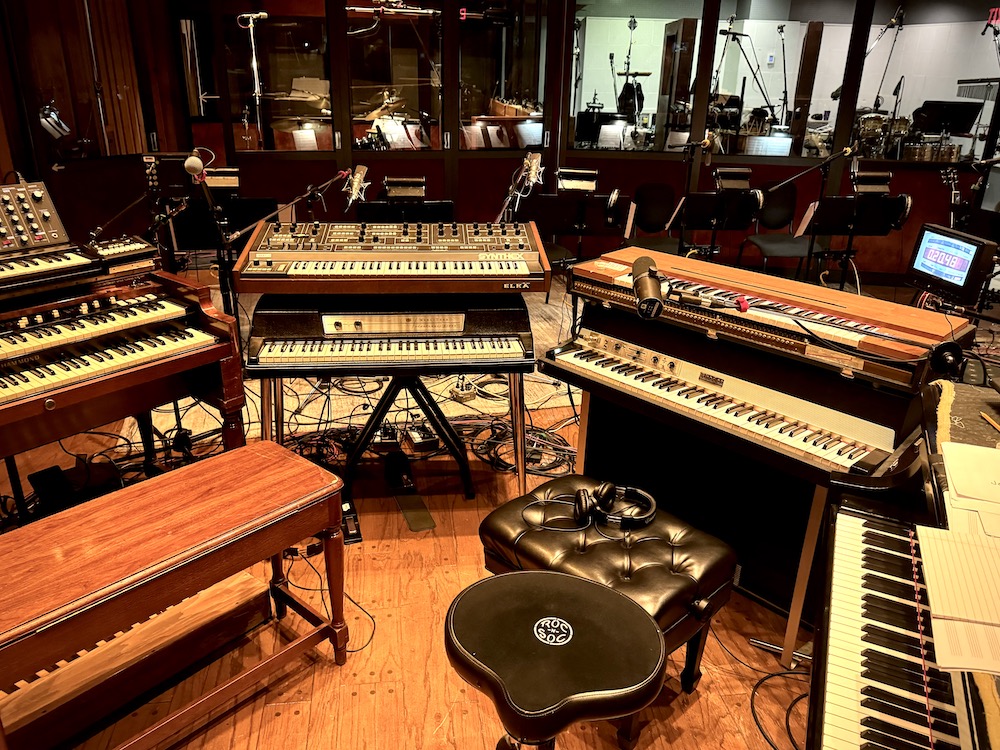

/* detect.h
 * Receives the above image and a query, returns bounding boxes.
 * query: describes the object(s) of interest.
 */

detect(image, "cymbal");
[617,71,652,76]
[363,98,408,121]
[271,117,327,133]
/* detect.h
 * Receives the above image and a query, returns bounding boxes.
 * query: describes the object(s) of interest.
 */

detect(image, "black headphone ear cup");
[574,489,594,524]
[594,482,617,512]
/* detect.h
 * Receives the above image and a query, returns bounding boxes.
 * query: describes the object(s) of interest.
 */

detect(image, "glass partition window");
[224,14,332,152]
[347,4,443,151]
[710,18,802,157]
[459,1,546,151]
[852,12,996,164]
[570,1,704,152]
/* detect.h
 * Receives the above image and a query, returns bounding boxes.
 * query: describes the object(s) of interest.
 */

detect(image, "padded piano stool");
[445,571,666,750]
[479,476,737,743]
[0,441,349,750]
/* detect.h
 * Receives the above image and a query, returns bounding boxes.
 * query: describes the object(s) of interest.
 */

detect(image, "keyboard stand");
[259,374,529,504]
[346,376,475,502]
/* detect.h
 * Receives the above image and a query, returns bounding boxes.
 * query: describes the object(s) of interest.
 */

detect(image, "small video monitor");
[905,223,997,307]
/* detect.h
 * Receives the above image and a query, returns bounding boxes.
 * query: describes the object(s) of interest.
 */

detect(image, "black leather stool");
[445,570,666,750]
[479,476,737,712]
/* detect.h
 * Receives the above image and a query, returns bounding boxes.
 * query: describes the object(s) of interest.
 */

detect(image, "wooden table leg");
[323,493,350,665]
[269,554,288,620]
[260,378,273,443]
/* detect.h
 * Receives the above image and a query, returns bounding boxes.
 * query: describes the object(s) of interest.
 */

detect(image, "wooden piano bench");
[480,475,737,745]
[0,441,349,750]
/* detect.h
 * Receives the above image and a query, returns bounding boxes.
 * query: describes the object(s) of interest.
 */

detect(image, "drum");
[858,113,886,139]
[936,144,961,162]
[890,116,910,136]
[903,144,932,161]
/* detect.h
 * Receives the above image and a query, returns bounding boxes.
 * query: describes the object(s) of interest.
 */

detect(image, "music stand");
[911,100,983,136]
[802,194,909,290]
[667,190,761,256]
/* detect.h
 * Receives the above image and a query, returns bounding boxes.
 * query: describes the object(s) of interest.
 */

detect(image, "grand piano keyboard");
[547,328,892,476]
[809,507,980,750]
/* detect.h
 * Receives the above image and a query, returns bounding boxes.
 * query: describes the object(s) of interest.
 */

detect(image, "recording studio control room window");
[570,0,704,152]
[458,1,546,151]
[224,14,332,152]
[347,2,443,151]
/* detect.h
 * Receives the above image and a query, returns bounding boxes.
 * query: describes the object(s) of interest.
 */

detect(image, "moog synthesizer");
[233,220,550,295]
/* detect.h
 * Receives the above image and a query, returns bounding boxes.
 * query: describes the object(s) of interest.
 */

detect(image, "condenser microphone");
[238,11,269,20]
[343,165,370,210]
[892,76,904,96]
[526,154,542,185]
[632,256,663,319]
[719,30,749,37]
[183,150,205,179]
[669,290,750,312]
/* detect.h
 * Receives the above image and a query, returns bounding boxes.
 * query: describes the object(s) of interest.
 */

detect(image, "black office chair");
[736,181,820,277]
[622,182,680,254]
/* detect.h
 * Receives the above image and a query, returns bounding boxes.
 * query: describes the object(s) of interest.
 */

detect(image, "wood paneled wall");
[87,0,146,155]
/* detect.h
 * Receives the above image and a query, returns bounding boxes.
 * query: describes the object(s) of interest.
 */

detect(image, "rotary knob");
[31,190,43,202]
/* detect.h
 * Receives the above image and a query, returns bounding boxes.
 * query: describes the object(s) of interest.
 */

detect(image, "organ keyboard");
[808,505,984,750]
[0,271,245,461]
[233,221,550,295]
[568,248,975,392]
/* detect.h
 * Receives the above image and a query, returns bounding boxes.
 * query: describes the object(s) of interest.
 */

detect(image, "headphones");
[574,482,656,531]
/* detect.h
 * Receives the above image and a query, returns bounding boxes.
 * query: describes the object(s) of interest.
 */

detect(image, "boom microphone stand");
[723,30,778,124]
[778,24,790,126]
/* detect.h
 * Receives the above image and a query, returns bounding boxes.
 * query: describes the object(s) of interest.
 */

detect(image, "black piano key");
[862,667,954,705]
[862,625,928,659]
[864,574,927,605]
[864,593,928,626]
[862,649,953,693]
[861,687,957,725]
[860,729,929,750]
[863,552,923,583]
[863,518,912,536]
[862,718,933,748]
[864,531,914,556]
[863,601,922,633]
[861,697,960,739]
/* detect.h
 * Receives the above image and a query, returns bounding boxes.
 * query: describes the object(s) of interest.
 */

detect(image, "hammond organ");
[233,220,550,295]
[540,248,974,666]
[0,271,245,513]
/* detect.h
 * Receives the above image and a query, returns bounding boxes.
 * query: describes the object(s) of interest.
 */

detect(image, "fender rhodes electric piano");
[539,248,974,667]
[233,220,550,295]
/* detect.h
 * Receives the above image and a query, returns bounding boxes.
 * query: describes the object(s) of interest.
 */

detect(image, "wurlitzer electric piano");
[237,214,549,500]
[0,181,244,517]
[539,245,975,667]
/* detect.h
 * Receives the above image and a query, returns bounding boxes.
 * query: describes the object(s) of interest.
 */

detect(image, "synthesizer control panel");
[233,221,549,294]
[0,182,69,250]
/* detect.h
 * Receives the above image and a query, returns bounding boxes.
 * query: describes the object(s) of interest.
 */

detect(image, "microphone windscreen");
[632,256,656,279]
[183,152,204,176]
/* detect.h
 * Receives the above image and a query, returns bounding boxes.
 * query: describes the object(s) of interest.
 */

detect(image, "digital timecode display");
[913,233,977,287]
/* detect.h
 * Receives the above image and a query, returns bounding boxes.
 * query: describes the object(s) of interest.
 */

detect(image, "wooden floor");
[50,405,815,750]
